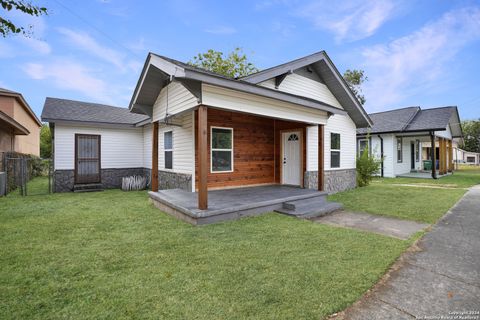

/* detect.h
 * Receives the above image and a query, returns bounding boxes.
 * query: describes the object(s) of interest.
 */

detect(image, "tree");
[461,119,480,153]
[1,0,48,38]
[189,48,258,78]
[40,124,51,158]
[343,69,367,105]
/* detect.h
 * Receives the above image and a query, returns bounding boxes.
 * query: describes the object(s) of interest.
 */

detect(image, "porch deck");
[149,185,328,225]
[396,171,452,179]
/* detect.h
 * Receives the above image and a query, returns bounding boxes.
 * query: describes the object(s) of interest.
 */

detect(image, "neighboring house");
[357,106,463,178]
[455,148,480,165]
[0,88,42,156]
[42,51,372,204]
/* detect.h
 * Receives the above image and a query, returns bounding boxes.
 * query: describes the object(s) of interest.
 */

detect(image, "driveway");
[341,186,480,319]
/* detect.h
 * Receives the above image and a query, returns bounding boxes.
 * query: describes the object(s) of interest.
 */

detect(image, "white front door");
[282,131,301,186]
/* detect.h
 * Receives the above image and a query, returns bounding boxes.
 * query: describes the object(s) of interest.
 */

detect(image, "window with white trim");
[211,127,233,172]
[397,137,403,163]
[164,131,173,169]
[331,132,340,168]
[415,140,420,162]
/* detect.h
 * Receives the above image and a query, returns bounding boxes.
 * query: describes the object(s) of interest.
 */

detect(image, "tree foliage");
[461,119,480,153]
[189,48,258,78]
[40,124,51,159]
[0,0,47,38]
[356,141,381,187]
[343,69,367,105]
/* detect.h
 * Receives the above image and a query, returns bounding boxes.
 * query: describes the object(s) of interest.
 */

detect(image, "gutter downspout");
[430,131,437,179]
[377,135,384,177]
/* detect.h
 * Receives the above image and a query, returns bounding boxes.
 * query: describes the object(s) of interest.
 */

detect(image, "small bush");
[356,146,381,187]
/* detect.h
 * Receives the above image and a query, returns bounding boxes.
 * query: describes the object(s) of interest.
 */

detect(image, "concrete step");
[282,196,327,211]
[73,183,104,192]
[275,196,343,219]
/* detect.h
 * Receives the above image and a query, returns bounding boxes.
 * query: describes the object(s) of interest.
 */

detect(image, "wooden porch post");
[318,124,324,191]
[439,138,444,175]
[448,139,453,172]
[152,121,159,191]
[198,106,208,210]
[444,139,448,173]
[431,133,437,179]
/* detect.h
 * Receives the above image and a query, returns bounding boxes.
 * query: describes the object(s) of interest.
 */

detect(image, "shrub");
[356,145,381,187]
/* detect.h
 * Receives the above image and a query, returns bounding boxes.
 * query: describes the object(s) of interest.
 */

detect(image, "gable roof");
[0,87,42,126]
[357,106,462,137]
[129,51,375,125]
[42,97,149,127]
[240,51,372,127]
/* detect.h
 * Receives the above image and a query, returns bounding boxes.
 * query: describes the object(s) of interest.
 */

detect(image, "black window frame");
[331,132,341,168]
[164,131,173,170]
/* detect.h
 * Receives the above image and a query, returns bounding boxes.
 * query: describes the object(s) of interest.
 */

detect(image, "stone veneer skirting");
[54,168,191,192]
[304,169,356,194]
[54,168,146,192]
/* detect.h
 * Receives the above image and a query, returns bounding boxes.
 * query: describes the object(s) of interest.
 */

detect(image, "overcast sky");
[1,0,480,120]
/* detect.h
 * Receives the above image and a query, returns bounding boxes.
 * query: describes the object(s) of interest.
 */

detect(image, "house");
[0,88,42,156]
[357,106,463,178]
[455,148,480,165]
[42,51,371,223]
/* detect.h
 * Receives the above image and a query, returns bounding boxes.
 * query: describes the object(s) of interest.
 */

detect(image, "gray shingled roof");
[357,106,461,137]
[42,97,149,126]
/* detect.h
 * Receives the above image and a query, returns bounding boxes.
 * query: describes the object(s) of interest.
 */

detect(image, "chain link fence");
[1,152,52,196]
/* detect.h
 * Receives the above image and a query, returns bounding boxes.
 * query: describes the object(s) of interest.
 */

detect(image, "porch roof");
[129,52,352,121]
[0,110,29,135]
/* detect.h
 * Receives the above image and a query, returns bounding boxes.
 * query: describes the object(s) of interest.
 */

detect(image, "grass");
[0,190,409,319]
[372,165,480,189]
[9,176,50,196]
[329,166,479,224]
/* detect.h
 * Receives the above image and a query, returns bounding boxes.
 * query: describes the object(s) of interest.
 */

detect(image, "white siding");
[152,81,198,122]
[259,73,343,109]
[306,114,357,171]
[143,124,152,169]
[202,84,329,125]
[370,134,395,177]
[54,124,144,170]
[393,136,415,175]
[435,125,452,140]
[157,112,194,175]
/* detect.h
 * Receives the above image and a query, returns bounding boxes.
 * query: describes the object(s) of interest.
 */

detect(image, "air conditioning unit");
[0,172,5,196]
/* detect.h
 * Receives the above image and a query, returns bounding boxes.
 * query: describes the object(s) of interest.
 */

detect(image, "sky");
[1,0,480,121]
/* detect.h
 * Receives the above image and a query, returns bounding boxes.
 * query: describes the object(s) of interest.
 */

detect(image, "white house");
[357,106,463,178]
[42,51,372,218]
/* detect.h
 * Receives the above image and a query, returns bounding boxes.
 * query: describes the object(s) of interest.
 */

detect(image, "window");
[331,133,340,168]
[211,127,233,172]
[397,137,403,163]
[415,140,420,162]
[164,131,173,169]
[358,139,369,156]
[467,156,475,163]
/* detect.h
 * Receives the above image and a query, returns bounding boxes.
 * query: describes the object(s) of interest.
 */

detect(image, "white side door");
[282,131,301,186]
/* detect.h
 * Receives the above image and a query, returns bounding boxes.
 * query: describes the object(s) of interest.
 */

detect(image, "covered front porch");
[149,185,329,225]
[397,132,455,179]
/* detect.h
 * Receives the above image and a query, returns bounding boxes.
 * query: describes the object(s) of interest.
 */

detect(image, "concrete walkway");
[340,186,480,319]
[313,211,429,240]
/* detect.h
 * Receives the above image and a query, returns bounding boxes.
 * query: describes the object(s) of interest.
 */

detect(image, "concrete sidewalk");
[341,186,480,319]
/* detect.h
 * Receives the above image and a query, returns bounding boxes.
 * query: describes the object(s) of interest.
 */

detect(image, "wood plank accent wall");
[194,108,308,189]
[448,139,453,172]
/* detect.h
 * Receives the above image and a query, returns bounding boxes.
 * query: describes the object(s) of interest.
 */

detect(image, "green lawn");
[0,190,409,319]
[329,167,479,224]
[373,165,480,189]
[9,176,50,196]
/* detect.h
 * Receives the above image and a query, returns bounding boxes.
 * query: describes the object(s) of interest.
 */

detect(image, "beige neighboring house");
[0,88,42,156]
